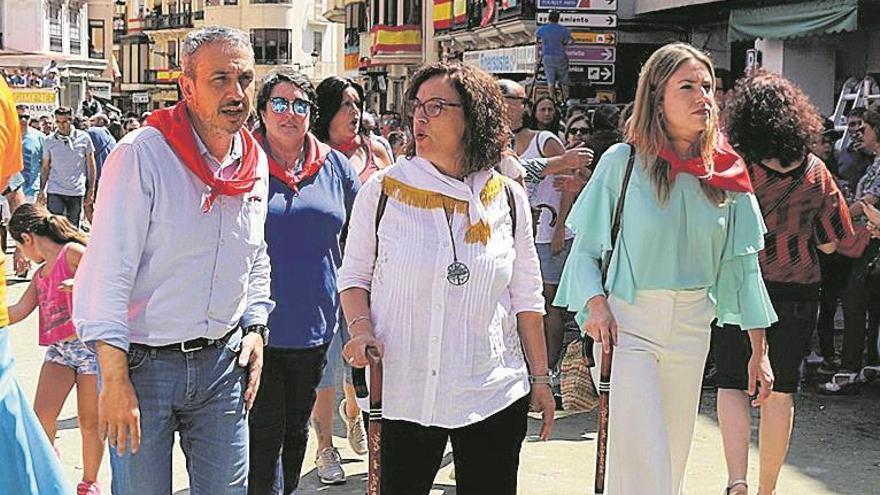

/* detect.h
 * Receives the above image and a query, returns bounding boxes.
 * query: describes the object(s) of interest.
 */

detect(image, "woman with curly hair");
[555,42,777,494]
[718,70,853,495]
[339,62,555,494]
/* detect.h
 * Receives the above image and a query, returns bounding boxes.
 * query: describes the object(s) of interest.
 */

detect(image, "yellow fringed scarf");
[382,175,504,245]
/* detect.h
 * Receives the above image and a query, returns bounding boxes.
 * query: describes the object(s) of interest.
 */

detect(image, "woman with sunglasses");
[247,69,361,494]
[340,62,554,494]
[564,114,592,149]
[315,77,392,184]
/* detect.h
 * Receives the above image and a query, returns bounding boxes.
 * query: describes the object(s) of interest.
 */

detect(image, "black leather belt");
[132,328,238,353]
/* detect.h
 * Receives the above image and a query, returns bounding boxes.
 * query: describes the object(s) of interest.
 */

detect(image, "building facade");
[112,0,343,113]
[0,0,113,114]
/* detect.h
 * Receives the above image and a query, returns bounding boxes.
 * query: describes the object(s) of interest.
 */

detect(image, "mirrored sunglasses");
[270,97,312,116]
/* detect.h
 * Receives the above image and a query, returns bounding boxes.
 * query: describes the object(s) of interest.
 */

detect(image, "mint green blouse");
[554,143,778,330]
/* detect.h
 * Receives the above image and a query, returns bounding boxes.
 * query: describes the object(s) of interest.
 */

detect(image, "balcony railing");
[251,0,293,3]
[50,36,63,52]
[142,12,196,31]
[90,48,105,60]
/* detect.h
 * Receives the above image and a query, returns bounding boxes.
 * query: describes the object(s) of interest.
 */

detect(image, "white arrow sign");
[536,0,618,11]
[537,12,618,28]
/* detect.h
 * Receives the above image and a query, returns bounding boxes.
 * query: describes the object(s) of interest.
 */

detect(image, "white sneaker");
[338,399,368,455]
[315,447,346,485]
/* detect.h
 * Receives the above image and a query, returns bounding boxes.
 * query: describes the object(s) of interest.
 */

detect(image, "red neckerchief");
[658,133,753,193]
[333,135,363,155]
[146,102,259,212]
[253,130,331,195]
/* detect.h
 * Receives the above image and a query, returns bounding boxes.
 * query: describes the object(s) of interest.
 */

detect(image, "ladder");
[832,76,880,142]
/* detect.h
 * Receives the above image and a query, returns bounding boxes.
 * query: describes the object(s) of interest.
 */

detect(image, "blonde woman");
[555,42,777,494]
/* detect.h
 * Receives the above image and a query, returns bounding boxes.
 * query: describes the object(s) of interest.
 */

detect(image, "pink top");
[35,244,76,346]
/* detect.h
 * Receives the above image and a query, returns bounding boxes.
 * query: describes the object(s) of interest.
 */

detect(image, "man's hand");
[36,191,46,206]
[96,343,141,455]
[84,191,95,207]
[238,332,264,412]
[560,144,594,173]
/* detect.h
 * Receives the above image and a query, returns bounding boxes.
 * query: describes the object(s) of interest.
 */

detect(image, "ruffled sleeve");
[711,192,778,330]
[554,143,630,327]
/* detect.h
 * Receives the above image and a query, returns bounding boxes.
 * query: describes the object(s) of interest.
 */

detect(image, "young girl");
[7,204,103,495]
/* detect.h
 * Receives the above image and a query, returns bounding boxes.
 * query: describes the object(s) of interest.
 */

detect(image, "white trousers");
[593,289,714,495]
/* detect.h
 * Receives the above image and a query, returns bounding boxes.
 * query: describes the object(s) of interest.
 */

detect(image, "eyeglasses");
[405,98,463,119]
[269,96,313,116]
[568,127,591,136]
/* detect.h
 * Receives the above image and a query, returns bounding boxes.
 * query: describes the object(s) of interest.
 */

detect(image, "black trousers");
[381,395,530,495]
[247,344,329,494]
[841,241,880,371]
[46,193,83,227]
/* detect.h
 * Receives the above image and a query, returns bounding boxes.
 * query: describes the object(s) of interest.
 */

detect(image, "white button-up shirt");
[74,126,274,351]
[338,158,544,429]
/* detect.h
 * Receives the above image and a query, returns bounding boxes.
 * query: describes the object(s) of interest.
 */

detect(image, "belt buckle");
[179,340,206,353]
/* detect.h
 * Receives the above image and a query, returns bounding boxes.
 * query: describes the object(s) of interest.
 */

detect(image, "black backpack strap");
[374,179,389,257]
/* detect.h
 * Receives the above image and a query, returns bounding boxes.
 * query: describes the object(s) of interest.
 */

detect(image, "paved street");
[5,269,879,494]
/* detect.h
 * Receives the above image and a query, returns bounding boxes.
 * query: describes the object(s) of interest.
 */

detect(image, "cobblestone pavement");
[6,272,878,494]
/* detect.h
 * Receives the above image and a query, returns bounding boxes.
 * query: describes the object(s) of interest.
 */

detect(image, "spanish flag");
[370,25,421,55]
[434,0,452,31]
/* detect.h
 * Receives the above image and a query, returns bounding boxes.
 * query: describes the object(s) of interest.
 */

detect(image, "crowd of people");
[0,23,878,495]
[2,66,62,89]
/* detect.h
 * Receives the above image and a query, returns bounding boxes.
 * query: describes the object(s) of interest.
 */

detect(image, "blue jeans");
[109,332,249,495]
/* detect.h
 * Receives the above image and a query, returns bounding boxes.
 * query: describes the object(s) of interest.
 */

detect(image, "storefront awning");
[728,0,858,42]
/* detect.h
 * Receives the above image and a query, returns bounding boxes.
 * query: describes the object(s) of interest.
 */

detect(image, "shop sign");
[536,0,617,11]
[11,88,59,117]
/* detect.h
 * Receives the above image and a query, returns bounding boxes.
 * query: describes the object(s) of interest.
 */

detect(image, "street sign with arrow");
[566,45,616,64]
[537,12,618,28]
[536,0,618,11]
[536,64,615,85]
[570,31,617,45]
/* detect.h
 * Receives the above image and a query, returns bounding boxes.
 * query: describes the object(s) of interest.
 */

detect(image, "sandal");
[819,371,861,395]
[725,479,748,495]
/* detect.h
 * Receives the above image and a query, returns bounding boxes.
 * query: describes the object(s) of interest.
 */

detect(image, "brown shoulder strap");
[601,144,637,286]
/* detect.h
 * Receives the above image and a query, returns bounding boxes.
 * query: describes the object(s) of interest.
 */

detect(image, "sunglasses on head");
[269,96,313,116]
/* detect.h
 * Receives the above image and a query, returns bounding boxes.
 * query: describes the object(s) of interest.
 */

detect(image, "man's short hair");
[548,10,561,22]
[181,26,252,77]
[54,106,72,117]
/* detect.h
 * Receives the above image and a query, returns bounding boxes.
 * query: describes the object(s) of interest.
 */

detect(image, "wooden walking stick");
[365,346,383,495]
[594,144,636,494]
[353,346,383,495]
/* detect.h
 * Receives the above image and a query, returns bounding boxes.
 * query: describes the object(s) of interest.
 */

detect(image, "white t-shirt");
[518,131,573,244]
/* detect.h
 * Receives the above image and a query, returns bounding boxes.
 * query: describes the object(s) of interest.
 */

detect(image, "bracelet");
[347,315,371,329]
[529,374,552,385]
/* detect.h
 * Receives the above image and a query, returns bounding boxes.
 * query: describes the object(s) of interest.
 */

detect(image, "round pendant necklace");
[443,205,470,286]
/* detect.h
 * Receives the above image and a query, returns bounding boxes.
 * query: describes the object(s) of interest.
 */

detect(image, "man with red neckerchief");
[73,27,274,495]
